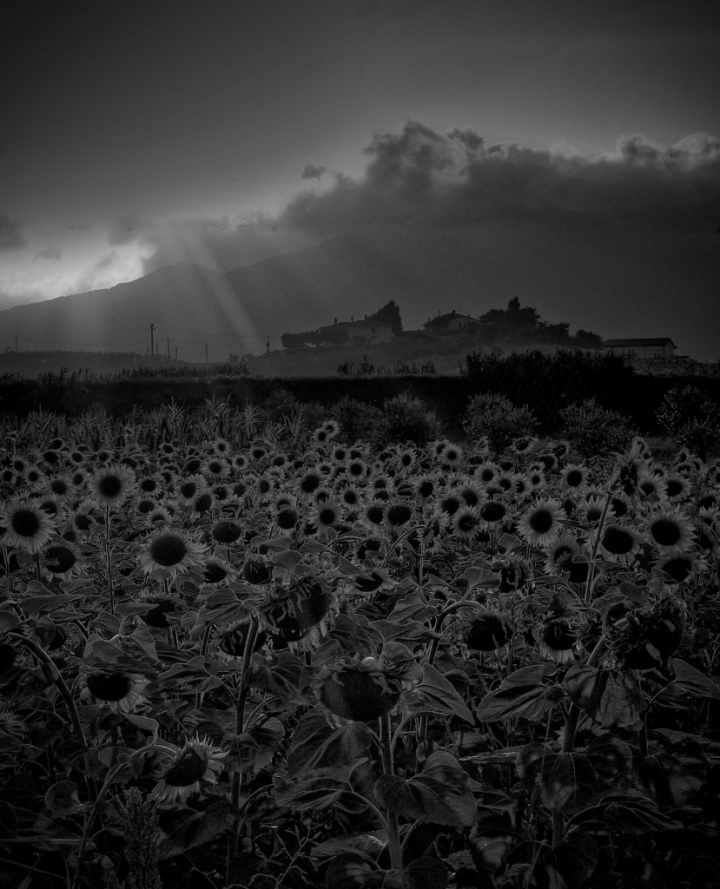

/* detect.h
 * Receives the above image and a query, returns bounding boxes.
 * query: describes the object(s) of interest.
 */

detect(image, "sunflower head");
[153,737,228,808]
[315,660,403,723]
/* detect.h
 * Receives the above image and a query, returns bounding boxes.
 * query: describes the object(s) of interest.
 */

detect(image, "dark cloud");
[0,213,26,250]
[279,121,720,235]
[301,164,328,180]
[33,245,63,262]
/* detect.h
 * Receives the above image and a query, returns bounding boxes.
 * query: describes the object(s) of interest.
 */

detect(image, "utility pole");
[150,323,157,360]
[166,338,170,360]
[15,336,18,352]
[205,343,208,364]
[266,335,270,352]
[175,346,178,361]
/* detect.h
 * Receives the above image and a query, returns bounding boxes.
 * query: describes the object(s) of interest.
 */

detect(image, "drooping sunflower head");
[152,736,228,809]
[315,659,403,724]
[85,671,149,713]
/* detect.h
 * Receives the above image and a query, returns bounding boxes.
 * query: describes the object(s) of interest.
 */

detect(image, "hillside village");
[278,297,676,356]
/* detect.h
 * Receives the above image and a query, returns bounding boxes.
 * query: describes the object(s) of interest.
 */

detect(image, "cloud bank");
[280,122,720,236]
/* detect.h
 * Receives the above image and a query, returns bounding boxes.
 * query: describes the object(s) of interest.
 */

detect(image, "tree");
[367,300,403,333]
[576,329,603,345]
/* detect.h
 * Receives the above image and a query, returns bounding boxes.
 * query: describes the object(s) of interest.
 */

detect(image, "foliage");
[462,349,636,426]
[379,393,442,447]
[0,405,719,888]
[656,384,720,459]
[366,300,403,334]
[331,396,386,446]
[560,399,638,458]
[464,392,538,451]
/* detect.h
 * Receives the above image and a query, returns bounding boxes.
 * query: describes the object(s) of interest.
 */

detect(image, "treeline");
[2,350,719,437]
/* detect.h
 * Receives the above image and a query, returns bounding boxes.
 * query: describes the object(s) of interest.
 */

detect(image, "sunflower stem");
[104,504,116,615]
[379,711,402,870]
[583,491,612,603]
[229,617,260,872]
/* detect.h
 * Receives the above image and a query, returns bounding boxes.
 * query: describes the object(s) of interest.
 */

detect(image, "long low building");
[603,338,677,358]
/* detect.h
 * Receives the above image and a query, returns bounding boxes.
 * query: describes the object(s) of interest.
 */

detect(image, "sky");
[1,0,719,356]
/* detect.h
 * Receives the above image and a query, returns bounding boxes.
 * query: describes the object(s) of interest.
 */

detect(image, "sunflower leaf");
[407,663,474,724]
[669,659,720,701]
[374,750,477,829]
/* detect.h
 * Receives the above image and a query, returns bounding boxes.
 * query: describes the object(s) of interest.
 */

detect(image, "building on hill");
[603,338,677,359]
[423,310,481,332]
[317,317,394,347]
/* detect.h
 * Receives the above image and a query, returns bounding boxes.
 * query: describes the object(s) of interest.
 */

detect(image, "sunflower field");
[1,400,719,889]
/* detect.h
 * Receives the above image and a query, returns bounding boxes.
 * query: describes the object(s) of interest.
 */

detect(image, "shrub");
[332,396,386,445]
[463,393,538,452]
[560,399,637,458]
[379,392,442,447]
[656,385,720,459]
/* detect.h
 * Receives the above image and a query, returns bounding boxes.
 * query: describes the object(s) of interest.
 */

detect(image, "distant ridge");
[1,222,717,362]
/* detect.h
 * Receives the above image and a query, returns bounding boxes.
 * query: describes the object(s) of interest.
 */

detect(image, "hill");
[1,221,717,363]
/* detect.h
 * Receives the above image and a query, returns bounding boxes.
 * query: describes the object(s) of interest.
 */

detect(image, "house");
[317,317,394,347]
[603,338,677,359]
[423,310,481,332]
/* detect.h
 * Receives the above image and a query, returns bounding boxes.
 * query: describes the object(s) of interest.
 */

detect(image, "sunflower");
[645,507,695,554]
[539,618,577,664]
[297,468,323,498]
[204,457,230,480]
[203,557,236,584]
[413,475,437,506]
[42,542,82,581]
[232,454,248,471]
[598,524,644,563]
[511,436,537,456]
[338,485,363,510]
[312,500,342,532]
[476,462,499,486]
[385,501,414,532]
[360,503,386,533]
[656,552,699,584]
[172,474,205,505]
[637,472,668,504]
[439,493,463,518]
[440,444,464,470]
[213,438,231,457]
[561,464,588,492]
[152,736,228,809]
[578,494,613,527]
[452,507,481,541]
[47,476,73,498]
[665,474,690,500]
[347,459,367,481]
[315,660,403,724]
[479,499,508,527]
[544,534,589,583]
[464,612,510,653]
[517,498,565,548]
[90,464,136,508]
[146,506,172,528]
[84,671,149,713]
[25,465,45,487]
[211,521,243,544]
[140,528,206,578]
[3,500,55,553]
